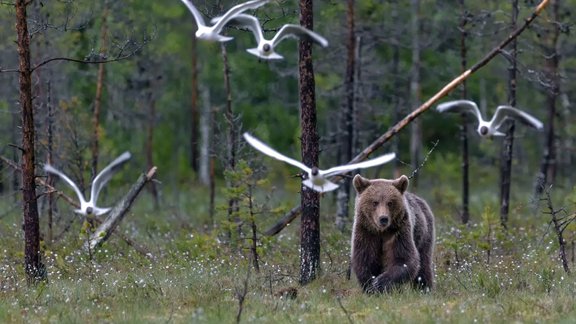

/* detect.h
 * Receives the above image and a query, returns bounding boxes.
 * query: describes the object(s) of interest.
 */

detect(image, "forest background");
[1,0,575,322]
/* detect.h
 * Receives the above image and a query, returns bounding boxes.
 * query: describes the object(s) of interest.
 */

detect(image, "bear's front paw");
[371,275,394,293]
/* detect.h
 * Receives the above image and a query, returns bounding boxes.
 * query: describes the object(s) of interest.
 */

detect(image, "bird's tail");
[302,179,339,193]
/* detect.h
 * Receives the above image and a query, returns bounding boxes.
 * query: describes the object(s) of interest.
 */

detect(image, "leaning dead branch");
[264,0,552,236]
[87,167,157,252]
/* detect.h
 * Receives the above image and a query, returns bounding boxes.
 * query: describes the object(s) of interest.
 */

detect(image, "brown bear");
[351,174,435,293]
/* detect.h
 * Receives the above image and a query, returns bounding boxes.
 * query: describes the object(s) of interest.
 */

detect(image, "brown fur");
[351,175,435,293]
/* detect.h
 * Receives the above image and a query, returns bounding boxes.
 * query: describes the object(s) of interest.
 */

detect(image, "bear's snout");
[378,215,389,227]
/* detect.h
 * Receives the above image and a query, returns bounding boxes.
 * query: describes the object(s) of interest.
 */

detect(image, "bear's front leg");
[371,261,420,293]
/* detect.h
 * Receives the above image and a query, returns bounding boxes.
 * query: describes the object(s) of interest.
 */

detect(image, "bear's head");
[353,174,409,233]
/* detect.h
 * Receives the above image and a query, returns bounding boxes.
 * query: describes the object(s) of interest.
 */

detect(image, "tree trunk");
[199,87,211,186]
[46,80,55,243]
[391,0,402,178]
[533,0,560,201]
[499,0,518,228]
[299,0,320,286]
[190,35,200,173]
[91,1,109,179]
[16,0,46,284]
[221,43,239,238]
[459,0,470,224]
[335,0,355,232]
[409,0,422,188]
[145,87,160,210]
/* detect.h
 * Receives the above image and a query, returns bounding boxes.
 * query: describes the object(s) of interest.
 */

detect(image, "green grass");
[1,167,576,323]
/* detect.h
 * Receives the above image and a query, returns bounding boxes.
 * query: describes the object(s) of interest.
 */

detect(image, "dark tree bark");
[299,0,320,285]
[459,0,470,225]
[391,0,402,178]
[335,0,356,232]
[91,1,110,179]
[221,44,239,236]
[499,0,519,228]
[533,0,560,201]
[190,35,200,172]
[16,0,46,284]
[409,0,422,189]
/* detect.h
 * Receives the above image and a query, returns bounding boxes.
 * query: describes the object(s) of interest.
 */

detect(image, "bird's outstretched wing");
[212,13,264,44]
[44,164,87,205]
[436,100,483,123]
[491,105,543,130]
[90,151,132,204]
[271,24,329,48]
[179,0,207,27]
[243,133,311,173]
[210,0,270,34]
[321,153,396,177]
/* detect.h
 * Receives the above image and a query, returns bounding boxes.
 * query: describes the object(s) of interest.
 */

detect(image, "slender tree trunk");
[409,0,422,188]
[221,44,239,238]
[16,0,46,284]
[459,0,470,224]
[533,0,560,201]
[500,0,518,228]
[299,0,320,285]
[46,80,54,244]
[335,0,355,232]
[91,1,109,178]
[199,87,211,186]
[145,88,160,210]
[248,185,260,273]
[190,35,200,172]
[391,0,402,178]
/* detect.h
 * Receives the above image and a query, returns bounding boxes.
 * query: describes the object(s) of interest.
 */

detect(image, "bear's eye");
[387,201,394,208]
[372,201,379,207]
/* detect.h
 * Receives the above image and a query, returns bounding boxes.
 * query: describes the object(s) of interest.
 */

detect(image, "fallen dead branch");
[87,167,157,252]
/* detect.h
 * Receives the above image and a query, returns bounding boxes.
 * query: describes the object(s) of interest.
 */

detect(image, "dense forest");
[1,0,575,322]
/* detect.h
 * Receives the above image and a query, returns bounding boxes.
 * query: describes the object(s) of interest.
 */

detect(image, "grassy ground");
[1,166,575,323]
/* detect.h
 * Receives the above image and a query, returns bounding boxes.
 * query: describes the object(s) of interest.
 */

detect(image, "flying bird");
[179,0,270,42]
[44,152,132,216]
[212,14,328,59]
[436,100,543,137]
[243,133,396,193]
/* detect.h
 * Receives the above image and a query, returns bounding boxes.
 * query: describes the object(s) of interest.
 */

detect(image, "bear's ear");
[353,174,371,194]
[393,175,409,194]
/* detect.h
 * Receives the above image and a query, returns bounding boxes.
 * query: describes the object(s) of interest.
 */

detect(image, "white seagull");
[179,0,270,42]
[436,100,543,137]
[212,14,328,59]
[44,152,132,216]
[243,133,396,193]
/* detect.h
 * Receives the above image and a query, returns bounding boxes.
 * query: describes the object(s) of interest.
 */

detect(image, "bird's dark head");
[86,207,94,215]
[263,44,271,53]
[311,167,319,176]
[479,126,489,136]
